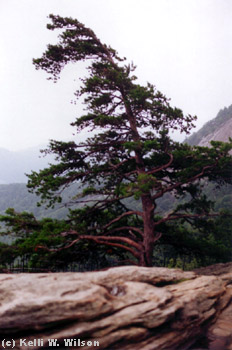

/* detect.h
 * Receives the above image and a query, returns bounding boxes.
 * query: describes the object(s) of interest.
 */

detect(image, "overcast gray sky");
[0,0,232,151]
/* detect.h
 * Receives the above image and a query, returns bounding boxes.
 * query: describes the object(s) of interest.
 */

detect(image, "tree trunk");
[121,90,155,267]
[141,194,155,266]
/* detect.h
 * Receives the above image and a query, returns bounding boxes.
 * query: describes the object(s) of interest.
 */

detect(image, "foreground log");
[0,265,232,350]
[194,263,232,350]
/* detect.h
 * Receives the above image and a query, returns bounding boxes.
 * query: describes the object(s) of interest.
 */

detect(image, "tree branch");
[103,210,143,230]
[152,162,218,200]
[154,212,219,226]
[148,154,173,175]
[36,234,141,259]
[105,226,144,238]
[60,231,143,251]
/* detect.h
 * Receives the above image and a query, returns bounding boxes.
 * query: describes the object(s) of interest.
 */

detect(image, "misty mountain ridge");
[0,145,54,184]
[185,104,232,146]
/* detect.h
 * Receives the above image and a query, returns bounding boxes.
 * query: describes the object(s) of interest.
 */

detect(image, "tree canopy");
[27,14,232,267]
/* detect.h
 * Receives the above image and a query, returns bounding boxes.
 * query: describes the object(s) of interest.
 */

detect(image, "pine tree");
[28,15,232,266]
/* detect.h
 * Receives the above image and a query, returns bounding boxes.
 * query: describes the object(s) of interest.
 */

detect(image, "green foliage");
[154,212,232,270]
[0,208,40,236]
[0,242,18,266]
[0,206,131,270]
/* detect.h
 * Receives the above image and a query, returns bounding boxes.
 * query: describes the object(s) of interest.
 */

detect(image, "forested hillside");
[0,183,81,219]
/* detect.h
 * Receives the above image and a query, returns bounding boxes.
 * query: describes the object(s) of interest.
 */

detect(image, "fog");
[1,0,232,151]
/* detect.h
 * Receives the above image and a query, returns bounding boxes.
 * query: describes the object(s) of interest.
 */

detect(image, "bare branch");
[103,210,143,230]
[154,212,219,226]
[154,231,162,242]
[60,231,142,251]
[36,233,141,259]
[107,226,144,238]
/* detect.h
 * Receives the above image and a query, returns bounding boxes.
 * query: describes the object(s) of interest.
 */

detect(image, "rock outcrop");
[197,117,232,148]
[185,104,232,147]
[1,264,232,350]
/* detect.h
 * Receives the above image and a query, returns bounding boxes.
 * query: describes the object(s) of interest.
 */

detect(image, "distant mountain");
[0,183,82,219]
[185,104,232,146]
[0,146,54,184]
[184,104,232,214]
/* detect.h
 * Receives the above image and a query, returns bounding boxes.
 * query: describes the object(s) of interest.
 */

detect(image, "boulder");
[0,264,232,350]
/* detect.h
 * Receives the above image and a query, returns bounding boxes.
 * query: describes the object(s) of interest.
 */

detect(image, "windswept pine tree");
[28,14,232,266]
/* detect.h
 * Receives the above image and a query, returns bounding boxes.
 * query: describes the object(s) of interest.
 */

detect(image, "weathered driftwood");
[1,264,232,350]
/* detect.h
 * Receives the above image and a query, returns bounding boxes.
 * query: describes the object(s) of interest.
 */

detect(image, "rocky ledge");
[1,263,232,350]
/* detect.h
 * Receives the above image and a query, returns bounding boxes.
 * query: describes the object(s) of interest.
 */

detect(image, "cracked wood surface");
[0,265,232,350]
